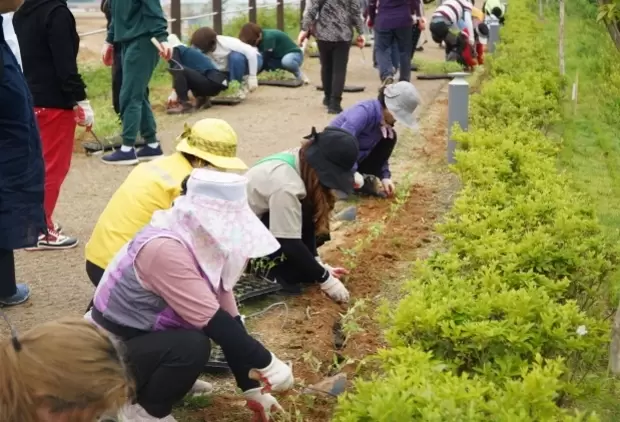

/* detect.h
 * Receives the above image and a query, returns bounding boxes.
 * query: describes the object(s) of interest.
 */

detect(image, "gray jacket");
[302,0,364,42]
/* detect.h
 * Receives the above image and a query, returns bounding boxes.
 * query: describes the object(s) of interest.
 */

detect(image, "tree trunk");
[610,301,620,374]
[598,0,620,51]
[559,0,566,76]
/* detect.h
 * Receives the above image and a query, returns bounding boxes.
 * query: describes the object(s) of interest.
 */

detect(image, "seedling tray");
[204,343,230,373]
[258,79,304,88]
[211,97,243,106]
[417,74,453,80]
[82,135,146,154]
[315,85,365,93]
[233,274,282,303]
[309,52,320,58]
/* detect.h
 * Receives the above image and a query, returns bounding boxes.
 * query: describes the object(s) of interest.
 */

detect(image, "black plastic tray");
[211,97,244,106]
[309,52,320,58]
[258,79,304,88]
[315,85,365,93]
[233,274,282,303]
[83,135,147,154]
[204,342,230,373]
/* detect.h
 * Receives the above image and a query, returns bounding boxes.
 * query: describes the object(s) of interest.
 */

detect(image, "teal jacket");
[106,0,169,44]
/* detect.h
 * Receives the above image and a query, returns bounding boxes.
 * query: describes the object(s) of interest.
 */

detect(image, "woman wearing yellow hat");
[84,118,247,289]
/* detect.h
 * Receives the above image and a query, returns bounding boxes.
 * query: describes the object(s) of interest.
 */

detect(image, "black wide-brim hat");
[303,126,359,194]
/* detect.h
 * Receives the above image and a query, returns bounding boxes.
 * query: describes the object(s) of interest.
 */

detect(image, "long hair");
[238,22,262,46]
[299,143,336,235]
[0,317,133,422]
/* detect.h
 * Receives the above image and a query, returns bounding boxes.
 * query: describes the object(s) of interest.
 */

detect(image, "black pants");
[0,249,16,298]
[411,24,422,61]
[317,40,350,102]
[357,134,397,178]
[170,68,225,102]
[86,260,105,287]
[123,330,211,418]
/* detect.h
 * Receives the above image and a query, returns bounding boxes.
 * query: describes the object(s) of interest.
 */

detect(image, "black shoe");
[195,96,212,110]
[416,46,424,52]
[327,97,343,114]
[323,96,330,107]
[166,101,194,115]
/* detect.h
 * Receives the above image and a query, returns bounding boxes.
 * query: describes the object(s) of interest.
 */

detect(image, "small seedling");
[301,350,323,373]
[339,299,369,342]
[258,69,296,81]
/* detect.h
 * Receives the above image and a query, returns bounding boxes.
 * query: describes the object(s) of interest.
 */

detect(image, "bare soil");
[2,10,458,422]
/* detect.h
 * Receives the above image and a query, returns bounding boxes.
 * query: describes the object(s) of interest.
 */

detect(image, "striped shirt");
[302,0,363,42]
[433,0,473,24]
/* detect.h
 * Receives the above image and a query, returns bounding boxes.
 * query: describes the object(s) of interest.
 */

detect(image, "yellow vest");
[85,153,193,270]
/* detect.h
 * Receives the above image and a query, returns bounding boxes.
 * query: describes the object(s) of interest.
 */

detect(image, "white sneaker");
[25,229,78,251]
[299,72,310,84]
[189,379,213,396]
[118,404,177,422]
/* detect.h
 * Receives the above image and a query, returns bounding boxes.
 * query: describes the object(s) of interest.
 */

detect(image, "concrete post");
[488,16,501,54]
[447,72,470,164]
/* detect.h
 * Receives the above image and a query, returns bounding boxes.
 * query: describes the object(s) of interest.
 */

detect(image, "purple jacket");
[368,0,419,30]
[329,99,391,180]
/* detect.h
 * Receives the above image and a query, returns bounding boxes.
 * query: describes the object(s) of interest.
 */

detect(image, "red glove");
[101,43,113,67]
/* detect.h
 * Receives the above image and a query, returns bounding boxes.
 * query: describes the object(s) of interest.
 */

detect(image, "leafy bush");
[223,6,301,40]
[333,0,620,419]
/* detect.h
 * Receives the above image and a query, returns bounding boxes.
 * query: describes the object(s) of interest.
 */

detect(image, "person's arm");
[348,0,363,36]
[225,37,258,76]
[142,0,169,43]
[380,160,391,180]
[463,11,475,45]
[2,13,21,70]
[301,0,319,32]
[134,237,271,391]
[368,0,377,25]
[46,8,87,103]
[219,289,240,318]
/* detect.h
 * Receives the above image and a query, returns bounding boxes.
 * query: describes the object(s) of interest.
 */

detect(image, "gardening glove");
[250,352,294,393]
[74,100,95,127]
[157,41,173,61]
[297,30,308,46]
[316,256,348,279]
[382,178,395,197]
[320,274,350,303]
[356,34,366,49]
[248,75,259,91]
[354,172,365,189]
[167,90,178,107]
[244,388,283,422]
[101,42,113,67]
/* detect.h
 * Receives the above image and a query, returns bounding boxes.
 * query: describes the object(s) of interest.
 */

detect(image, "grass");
[78,7,301,141]
[543,0,620,419]
[412,57,464,74]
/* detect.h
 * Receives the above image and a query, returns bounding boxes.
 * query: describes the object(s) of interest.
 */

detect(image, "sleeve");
[143,0,169,43]
[349,0,363,36]
[218,289,239,318]
[2,13,22,70]
[278,238,329,282]
[463,11,475,45]
[134,237,222,328]
[368,0,377,24]
[105,0,114,43]
[261,32,277,52]
[301,0,320,32]
[226,37,258,76]
[380,159,391,180]
[46,8,87,103]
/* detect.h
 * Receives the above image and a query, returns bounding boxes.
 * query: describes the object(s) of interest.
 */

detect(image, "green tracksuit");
[106,0,169,147]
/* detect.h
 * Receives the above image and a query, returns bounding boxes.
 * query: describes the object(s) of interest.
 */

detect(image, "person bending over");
[85,119,247,289]
[245,127,359,302]
[239,23,308,83]
[190,26,262,93]
[165,35,229,115]
[483,0,506,24]
[429,0,476,61]
[100,0,171,165]
[330,82,420,198]
[14,0,94,250]
[87,169,294,422]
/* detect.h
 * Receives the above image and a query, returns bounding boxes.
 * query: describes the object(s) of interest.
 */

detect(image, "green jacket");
[106,0,169,44]
[258,29,302,59]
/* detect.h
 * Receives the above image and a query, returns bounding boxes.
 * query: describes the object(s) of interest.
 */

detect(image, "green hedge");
[333,1,620,420]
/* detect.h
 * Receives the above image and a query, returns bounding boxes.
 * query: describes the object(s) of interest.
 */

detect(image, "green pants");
[119,36,160,146]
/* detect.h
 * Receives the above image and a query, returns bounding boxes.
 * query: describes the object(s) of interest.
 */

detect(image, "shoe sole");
[0,296,30,307]
[100,158,139,166]
[25,241,79,251]
[137,154,164,162]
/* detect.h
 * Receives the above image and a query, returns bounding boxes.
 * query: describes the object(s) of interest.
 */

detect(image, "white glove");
[244,388,283,421]
[248,75,259,91]
[189,379,213,396]
[316,256,348,279]
[101,42,113,66]
[320,274,350,303]
[381,178,395,197]
[74,100,95,127]
[354,172,365,189]
[167,90,178,106]
[252,353,294,392]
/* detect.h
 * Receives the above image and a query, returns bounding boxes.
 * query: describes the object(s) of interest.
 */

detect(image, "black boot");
[323,96,330,107]
[327,97,343,114]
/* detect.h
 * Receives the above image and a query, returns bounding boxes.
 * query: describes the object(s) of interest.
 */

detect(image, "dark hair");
[491,7,503,18]
[477,22,489,36]
[298,143,336,235]
[377,85,387,109]
[238,23,262,47]
[190,27,218,53]
[180,175,190,196]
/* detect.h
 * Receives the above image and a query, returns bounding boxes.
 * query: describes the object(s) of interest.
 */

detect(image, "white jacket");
[2,13,22,70]
[208,35,259,76]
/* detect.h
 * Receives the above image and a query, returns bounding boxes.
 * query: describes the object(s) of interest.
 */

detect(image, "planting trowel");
[248,369,347,397]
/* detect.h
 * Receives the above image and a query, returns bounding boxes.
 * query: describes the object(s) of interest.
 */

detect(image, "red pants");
[34,108,76,229]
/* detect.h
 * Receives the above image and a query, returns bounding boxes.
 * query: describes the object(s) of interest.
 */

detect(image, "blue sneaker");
[101,148,139,166]
[136,144,164,162]
[0,284,31,307]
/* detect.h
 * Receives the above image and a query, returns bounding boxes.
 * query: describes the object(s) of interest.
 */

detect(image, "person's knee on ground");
[280,52,304,78]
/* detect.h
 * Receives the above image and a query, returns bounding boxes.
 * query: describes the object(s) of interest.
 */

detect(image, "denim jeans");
[264,51,304,78]
[374,26,414,82]
[373,30,399,72]
[227,51,263,82]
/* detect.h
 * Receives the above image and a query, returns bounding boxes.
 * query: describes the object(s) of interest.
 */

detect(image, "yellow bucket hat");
[176,118,247,170]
